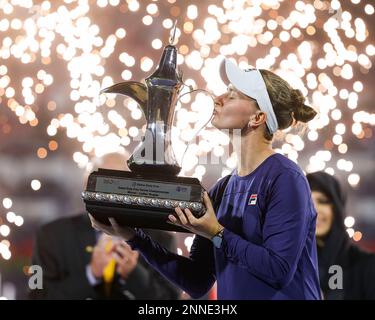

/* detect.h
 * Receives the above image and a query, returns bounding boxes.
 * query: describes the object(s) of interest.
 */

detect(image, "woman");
[90,58,321,299]
[307,171,375,299]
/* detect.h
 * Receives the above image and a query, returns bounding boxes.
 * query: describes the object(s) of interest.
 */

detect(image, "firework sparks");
[0,0,374,258]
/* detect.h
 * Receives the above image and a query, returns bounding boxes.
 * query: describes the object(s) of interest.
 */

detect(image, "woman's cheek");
[223,110,247,126]
[224,118,245,129]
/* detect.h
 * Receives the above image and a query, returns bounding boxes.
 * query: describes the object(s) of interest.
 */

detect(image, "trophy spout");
[100,81,148,115]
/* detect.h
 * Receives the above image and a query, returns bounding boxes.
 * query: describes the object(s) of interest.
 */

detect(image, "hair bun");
[291,89,317,123]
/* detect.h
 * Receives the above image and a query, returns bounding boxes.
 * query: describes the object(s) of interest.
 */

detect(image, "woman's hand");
[168,191,224,239]
[88,214,136,242]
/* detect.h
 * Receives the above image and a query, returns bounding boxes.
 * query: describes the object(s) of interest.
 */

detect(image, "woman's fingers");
[88,213,98,228]
[183,208,198,226]
[172,207,198,226]
[174,207,188,225]
[167,214,183,227]
[168,215,177,223]
[88,213,112,233]
[108,217,120,232]
[88,213,103,229]
[168,213,192,232]
[108,217,136,241]
[109,217,129,238]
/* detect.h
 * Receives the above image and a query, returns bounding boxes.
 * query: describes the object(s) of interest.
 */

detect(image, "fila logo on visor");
[248,194,257,205]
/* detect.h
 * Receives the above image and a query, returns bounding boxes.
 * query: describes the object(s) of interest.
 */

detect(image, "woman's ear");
[257,111,267,125]
[248,111,267,128]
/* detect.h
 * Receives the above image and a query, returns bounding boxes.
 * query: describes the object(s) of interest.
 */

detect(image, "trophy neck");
[100,43,184,176]
[148,45,180,82]
[126,43,182,176]
[128,102,181,176]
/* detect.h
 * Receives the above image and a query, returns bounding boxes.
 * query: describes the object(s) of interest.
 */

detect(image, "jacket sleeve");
[125,181,226,299]
[127,231,215,299]
[145,232,181,299]
[219,171,312,289]
[123,232,181,299]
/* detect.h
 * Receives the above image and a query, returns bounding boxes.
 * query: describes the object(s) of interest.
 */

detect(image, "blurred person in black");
[30,152,180,300]
[307,171,375,300]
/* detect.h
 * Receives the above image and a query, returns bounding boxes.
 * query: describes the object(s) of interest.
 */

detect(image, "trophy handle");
[100,81,148,115]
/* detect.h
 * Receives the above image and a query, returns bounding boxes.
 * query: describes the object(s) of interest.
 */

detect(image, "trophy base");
[86,204,190,233]
[82,169,206,233]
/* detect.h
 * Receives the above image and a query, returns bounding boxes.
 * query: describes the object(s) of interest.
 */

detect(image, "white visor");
[219,58,279,134]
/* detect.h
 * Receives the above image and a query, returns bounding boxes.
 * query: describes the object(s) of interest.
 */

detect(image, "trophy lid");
[147,21,180,83]
[147,45,179,83]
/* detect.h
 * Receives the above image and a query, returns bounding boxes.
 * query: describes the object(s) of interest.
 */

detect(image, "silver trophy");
[82,24,206,232]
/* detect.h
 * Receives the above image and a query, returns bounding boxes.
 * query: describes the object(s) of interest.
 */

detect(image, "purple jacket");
[127,153,321,300]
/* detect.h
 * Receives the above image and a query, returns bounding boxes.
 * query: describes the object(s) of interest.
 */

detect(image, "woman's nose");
[214,95,224,107]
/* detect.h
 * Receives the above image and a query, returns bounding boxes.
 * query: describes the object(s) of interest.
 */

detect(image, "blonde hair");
[259,69,317,140]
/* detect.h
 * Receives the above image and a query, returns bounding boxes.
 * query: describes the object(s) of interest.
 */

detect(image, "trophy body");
[82,33,206,232]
